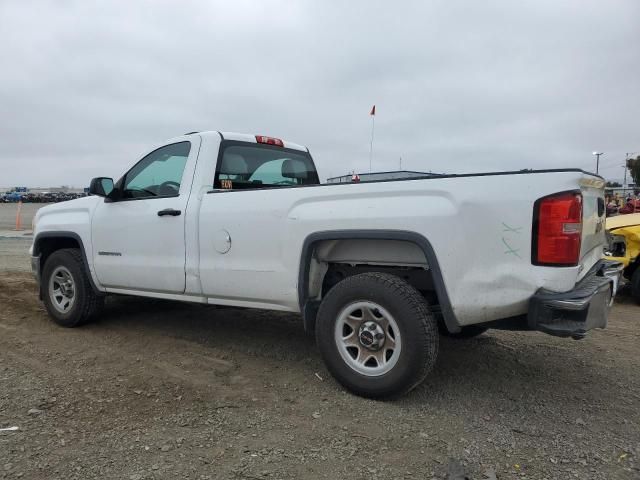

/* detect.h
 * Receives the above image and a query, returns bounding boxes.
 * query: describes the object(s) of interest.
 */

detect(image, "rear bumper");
[528,260,624,339]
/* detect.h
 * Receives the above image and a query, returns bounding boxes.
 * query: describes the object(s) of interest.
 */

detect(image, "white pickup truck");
[31,131,623,398]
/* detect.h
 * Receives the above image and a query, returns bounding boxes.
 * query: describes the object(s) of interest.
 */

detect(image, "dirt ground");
[0,239,32,272]
[0,243,639,479]
[0,203,40,231]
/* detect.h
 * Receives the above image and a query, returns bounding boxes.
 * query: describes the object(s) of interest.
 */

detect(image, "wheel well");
[627,257,640,279]
[306,238,433,297]
[320,263,437,304]
[34,233,102,296]
[35,236,81,271]
[301,236,452,334]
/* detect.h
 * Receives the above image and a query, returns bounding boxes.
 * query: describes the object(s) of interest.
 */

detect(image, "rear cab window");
[214,141,320,190]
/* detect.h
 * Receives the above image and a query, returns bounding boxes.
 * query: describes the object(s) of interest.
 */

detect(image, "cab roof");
[189,131,308,152]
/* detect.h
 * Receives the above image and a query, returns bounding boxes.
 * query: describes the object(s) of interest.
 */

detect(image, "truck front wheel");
[42,248,104,327]
[316,272,438,398]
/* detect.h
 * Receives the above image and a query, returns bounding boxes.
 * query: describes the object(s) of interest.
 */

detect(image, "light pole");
[592,151,604,174]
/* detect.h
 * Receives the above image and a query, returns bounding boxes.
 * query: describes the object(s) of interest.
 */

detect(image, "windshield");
[214,142,319,190]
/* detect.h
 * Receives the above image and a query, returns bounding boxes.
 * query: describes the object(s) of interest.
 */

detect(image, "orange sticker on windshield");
[221,179,233,189]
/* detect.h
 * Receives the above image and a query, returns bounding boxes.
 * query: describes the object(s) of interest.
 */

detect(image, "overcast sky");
[1,0,639,187]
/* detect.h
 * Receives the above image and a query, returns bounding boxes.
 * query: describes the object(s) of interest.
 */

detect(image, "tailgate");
[579,175,606,273]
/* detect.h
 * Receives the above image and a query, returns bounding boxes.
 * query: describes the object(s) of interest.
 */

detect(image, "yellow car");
[604,213,640,303]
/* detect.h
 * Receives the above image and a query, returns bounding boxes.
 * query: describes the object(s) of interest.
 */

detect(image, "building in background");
[326,170,443,184]
[605,184,638,198]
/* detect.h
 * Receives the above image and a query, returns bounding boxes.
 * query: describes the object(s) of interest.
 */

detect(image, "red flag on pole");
[369,105,376,116]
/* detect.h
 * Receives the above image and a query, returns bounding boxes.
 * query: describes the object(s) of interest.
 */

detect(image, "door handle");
[157,208,181,217]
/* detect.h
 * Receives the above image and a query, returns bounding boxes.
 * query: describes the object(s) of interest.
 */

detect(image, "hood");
[35,194,100,216]
[606,213,640,231]
[33,195,102,231]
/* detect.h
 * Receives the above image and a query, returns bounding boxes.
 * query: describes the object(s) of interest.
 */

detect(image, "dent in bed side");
[297,230,461,334]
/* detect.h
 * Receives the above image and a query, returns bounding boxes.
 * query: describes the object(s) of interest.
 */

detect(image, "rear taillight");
[255,135,284,147]
[532,191,582,266]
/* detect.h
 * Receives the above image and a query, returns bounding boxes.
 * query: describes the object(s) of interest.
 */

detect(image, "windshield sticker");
[221,179,233,189]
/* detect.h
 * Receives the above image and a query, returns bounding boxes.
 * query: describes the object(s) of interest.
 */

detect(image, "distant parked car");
[0,192,87,203]
[3,192,23,202]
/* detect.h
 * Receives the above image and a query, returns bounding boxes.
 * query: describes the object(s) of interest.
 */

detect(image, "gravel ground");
[0,239,638,479]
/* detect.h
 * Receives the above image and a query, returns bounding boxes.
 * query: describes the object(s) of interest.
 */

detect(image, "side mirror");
[89,177,114,197]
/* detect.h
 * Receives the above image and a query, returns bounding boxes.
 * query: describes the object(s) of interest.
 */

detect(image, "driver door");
[92,138,200,293]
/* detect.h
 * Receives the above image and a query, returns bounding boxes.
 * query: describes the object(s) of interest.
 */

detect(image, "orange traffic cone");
[14,200,23,231]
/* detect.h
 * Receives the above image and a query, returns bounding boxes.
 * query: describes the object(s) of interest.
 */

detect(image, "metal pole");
[623,154,628,199]
[596,153,601,174]
[369,115,375,173]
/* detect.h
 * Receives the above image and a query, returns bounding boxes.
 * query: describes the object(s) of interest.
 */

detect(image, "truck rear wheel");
[316,272,438,398]
[42,248,104,327]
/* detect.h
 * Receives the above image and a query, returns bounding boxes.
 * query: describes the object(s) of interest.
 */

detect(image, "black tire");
[441,325,488,339]
[315,272,438,399]
[631,267,640,305]
[41,248,104,327]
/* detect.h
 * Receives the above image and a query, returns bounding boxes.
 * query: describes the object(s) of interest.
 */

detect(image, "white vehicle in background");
[30,131,622,398]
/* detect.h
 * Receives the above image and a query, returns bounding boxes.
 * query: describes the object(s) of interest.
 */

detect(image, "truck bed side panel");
[197,170,594,325]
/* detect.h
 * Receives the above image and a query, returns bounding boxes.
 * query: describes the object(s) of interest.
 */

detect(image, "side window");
[123,142,191,199]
